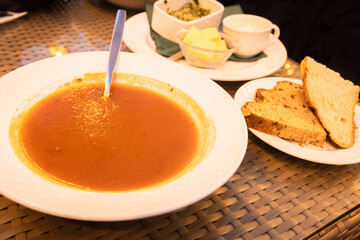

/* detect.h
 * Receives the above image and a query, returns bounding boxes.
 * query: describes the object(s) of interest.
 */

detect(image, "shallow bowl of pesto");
[152,0,224,42]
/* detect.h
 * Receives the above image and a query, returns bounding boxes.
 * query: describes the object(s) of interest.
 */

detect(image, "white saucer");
[123,12,288,81]
[234,77,360,165]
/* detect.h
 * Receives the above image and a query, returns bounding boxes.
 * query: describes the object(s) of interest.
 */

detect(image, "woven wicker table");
[1,0,360,239]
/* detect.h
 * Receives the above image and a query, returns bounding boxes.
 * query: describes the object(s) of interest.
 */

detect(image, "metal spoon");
[104,9,126,97]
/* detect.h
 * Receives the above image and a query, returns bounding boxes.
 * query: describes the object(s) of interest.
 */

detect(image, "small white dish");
[223,14,280,58]
[152,0,224,42]
[123,12,287,81]
[234,77,360,165]
[0,51,248,221]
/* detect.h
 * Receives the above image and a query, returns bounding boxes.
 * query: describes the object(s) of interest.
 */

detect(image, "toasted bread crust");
[301,56,360,148]
[242,104,326,146]
[241,80,327,147]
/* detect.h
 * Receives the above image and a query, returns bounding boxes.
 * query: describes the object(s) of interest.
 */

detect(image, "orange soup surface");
[18,82,199,191]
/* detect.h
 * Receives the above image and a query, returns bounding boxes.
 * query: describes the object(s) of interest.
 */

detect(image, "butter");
[201,27,222,42]
[183,26,202,45]
[191,39,216,61]
[183,26,228,61]
[215,40,227,50]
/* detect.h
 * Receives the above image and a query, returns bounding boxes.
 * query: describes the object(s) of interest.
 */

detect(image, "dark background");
[2,0,360,85]
[220,0,360,85]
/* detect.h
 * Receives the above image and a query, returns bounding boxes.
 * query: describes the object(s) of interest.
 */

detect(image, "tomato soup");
[10,73,214,192]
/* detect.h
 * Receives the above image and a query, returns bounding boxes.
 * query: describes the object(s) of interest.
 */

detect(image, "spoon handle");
[104,9,126,97]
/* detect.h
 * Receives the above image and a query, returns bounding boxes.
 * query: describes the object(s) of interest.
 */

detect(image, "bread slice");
[241,81,327,146]
[301,56,360,148]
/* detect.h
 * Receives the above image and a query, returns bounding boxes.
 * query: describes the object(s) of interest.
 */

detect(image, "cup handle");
[269,24,280,44]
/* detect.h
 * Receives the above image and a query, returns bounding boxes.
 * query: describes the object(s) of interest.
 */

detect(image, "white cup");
[223,14,280,58]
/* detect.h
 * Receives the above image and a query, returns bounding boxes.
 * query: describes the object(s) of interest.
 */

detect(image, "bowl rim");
[223,14,274,33]
[153,0,225,25]
[175,28,240,53]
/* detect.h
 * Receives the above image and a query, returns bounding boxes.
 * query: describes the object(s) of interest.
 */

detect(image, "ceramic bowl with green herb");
[151,0,224,42]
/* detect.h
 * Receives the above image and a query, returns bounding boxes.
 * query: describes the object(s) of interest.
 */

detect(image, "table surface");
[1,0,359,239]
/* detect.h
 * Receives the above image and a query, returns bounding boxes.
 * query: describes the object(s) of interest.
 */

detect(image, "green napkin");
[144,3,267,62]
